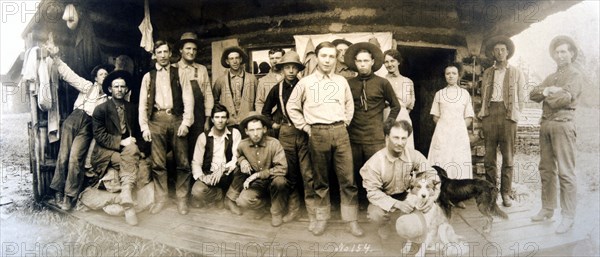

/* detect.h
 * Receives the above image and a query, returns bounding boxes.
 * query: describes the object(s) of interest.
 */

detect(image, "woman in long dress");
[428,63,474,180]
[383,49,415,149]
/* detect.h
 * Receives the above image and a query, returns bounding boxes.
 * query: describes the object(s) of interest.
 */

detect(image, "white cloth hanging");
[138,0,154,53]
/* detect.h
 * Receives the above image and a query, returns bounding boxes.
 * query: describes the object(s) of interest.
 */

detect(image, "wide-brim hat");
[549,35,578,62]
[102,70,133,96]
[175,32,201,50]
[484,35,515,60]
[395,211,428,243]
[344,42,384,72]
[332,38,352,47]
[240,111,272,131]
[221,46,249,68]
[91,64,115,81]
[274,51,305,71]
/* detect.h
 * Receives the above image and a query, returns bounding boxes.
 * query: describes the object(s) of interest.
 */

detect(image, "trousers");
[482,102,517,194]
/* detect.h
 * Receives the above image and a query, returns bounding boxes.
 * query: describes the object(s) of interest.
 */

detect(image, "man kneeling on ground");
[360,120,439,239]
[232,112,288,227]
[191,104,242,209]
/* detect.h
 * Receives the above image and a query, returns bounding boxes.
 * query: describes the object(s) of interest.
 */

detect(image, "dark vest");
[146,67,184,119]
[202,133,233,174]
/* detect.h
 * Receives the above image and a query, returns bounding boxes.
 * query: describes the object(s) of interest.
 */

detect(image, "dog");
[399,173,464,257]
[432,165,508,233]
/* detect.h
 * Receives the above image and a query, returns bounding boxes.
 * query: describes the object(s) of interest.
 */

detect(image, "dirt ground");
[1,106,599,256]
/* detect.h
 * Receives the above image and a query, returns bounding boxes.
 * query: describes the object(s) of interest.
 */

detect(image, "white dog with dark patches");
[396,175,466,257]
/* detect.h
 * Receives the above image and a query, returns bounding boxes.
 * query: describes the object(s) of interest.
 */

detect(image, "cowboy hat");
[240,111,271,131]
[274,51,305,71]
[344,42,384,72]
[395,211,428,243]
[549,35,578,62]
[175,32,201,50]
[221,46,249,68]
[332,38,352,47]
[484,35,515,60]
[102,70,133,96]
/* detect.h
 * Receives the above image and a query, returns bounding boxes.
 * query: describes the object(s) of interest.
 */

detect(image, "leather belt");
[153,107,173,115]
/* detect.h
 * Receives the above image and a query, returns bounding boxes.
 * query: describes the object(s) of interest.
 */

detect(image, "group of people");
[45,31,582,237]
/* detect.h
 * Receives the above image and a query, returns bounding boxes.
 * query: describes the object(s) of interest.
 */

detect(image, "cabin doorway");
[396,46,456,156]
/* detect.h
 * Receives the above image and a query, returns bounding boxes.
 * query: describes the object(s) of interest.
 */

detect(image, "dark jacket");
[92,99,148,175]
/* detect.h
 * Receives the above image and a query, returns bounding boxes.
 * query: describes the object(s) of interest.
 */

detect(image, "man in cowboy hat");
[287,41,363,237]
[190,103,242,212]
[45,45,114,211]
[139,40,195,215]
[232,112,288,227]
[478,35,526,208]
[173,32,214,159]
[213,46,258,128]
[345,42,401,211]
[332,38,357,79]
[530,35,583,234]
[91,70,148,225]
[261,51,317,228]
[255,48,285,114]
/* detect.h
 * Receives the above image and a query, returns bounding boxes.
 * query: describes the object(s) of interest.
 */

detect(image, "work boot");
[51,191,64,206]
[225,198,242,215]
[346,221,364,237]
[271,214,283,227]
[60,195,74,211]
[501,193,513,207]
[283,191,300,223]
[312,220,327,236]
[555,217,574,234]
[119,185,135,208]
[150,202,165,214]
[252,209,267,220]
[531,208,554,222]
[176,199,189,215]
[124,208,138,226]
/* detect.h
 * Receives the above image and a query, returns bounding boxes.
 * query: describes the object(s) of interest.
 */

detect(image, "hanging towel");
[47,57,61,143]
[138,0,154,53]
[21,47,39,92]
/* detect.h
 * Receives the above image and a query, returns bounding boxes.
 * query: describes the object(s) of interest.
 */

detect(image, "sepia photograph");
[1,0,599,256]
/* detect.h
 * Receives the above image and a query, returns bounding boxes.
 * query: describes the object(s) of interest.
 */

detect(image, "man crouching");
[91,70,148,225]
[233,112,289,227]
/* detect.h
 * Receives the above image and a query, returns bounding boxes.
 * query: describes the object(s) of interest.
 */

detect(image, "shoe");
[60,195,74,211]
[531,208,553,222]
[555,217,574,234]
[502,193,513,207]
[271,214,283,227]
[346,221,364,237]
[124,208,138,226]
[378,225,392,240]
[283,210,299,223]
[283,191,300,223]
[150,202,165,214]
[51,192,64,206]
[312,220,327,236]
[455,202,466,209]
[225,198,242,215]
[177,200,189,215]
[214,199,224,209]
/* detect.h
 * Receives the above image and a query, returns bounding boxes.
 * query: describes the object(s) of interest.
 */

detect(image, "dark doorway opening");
[396,46,456,156]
